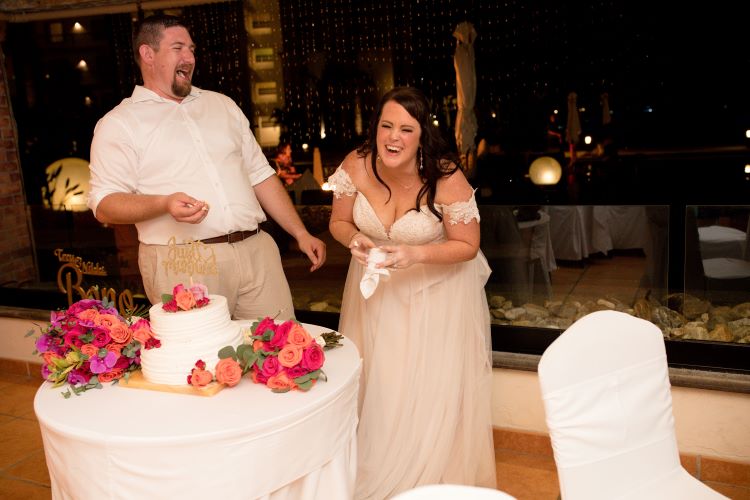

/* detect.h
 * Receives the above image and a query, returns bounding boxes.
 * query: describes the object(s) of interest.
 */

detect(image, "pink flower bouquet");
[217,317,330,393]
[31,298,159,398]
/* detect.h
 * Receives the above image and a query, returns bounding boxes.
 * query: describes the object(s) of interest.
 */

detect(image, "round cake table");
[34,325,361,500]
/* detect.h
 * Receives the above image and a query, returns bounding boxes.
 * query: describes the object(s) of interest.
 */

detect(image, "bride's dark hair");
[356,86,460,221]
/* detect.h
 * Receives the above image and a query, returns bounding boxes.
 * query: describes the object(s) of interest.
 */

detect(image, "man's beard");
[172,78,191,98]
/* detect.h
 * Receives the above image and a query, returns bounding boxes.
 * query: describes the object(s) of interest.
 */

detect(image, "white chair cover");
[538,310,727,500]
[390,484,516,500]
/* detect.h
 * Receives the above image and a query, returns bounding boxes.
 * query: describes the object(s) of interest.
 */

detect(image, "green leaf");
[62,389,71,399]
[218,345,237,360]
[296,379,313,391]
[271,387,291,393]
[25,329,36,338]
[161,293,173,304]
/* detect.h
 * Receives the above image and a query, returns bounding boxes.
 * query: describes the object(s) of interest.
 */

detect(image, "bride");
[329,86,496,499]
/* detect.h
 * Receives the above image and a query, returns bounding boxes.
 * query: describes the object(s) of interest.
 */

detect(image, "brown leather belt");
[198,229,260,245]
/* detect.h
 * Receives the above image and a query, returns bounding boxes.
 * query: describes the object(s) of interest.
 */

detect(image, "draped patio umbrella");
[453,21,478,160]
[565,92,581,164]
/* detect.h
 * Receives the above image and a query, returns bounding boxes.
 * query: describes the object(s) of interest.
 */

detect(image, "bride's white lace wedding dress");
[329,167,497,500]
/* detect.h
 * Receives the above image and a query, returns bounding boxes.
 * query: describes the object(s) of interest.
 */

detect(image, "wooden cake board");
[119,370,226,397]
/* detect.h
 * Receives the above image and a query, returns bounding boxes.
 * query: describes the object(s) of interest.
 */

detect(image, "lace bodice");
[328,166,480,245]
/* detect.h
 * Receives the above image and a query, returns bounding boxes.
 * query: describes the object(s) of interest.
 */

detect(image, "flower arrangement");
[161,282,210,312]
[30,297,159,398]
[187,317,344,393]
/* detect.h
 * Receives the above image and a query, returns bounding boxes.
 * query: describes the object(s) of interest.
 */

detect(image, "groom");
[87,14,325,320]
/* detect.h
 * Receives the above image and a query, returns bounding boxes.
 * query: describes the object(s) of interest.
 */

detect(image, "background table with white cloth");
[547,206,648,261]
[34,325,361,500]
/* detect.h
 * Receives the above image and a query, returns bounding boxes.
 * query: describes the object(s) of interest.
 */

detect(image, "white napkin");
[360,248,390,299]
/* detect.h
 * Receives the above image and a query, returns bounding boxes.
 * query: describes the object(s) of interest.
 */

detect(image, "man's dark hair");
[132,14,188,65]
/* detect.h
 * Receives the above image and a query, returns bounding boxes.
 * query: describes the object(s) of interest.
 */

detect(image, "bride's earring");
[419,147,424,172]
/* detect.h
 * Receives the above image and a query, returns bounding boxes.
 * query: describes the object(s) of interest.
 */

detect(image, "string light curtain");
[182,1,251,117]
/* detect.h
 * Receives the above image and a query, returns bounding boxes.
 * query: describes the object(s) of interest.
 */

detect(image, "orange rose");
[106,343,123,357]
[287,324,312,348]
[77,309,99,323]
[253,339,265,352]
[175,290,197,311]
[267,371,296,391]
[43,352,61,364]
[95,314,119,329]
[214,358,242,387]
[98,371,115,383]
[80,344,98,358]
[189,368,213,387]
[132,326,153,344]
[108,322,132,344]
[278,345,303,368]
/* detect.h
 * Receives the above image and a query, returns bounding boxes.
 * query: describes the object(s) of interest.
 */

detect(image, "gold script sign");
[55,252,134,316]
[161,237,219,276]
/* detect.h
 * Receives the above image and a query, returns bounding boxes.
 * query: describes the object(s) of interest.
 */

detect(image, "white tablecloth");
[698,225,748,260]
[35,325,361,500]
[547,206,647,261]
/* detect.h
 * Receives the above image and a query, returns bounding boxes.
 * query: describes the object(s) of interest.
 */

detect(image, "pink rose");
[63,330,84,348]
[261,355,282,378]
[301,344,325,371]
[172,283,186,295]
[287,324,313,348]
[190,284,209,301]
[175,290,197,311]
[251,365,268,385]
[214,358,242,387]
[278,345,303,368]
[91,329,111,348]
[269,320,293,349]
[286,365,309,379]
[254,317,277,337]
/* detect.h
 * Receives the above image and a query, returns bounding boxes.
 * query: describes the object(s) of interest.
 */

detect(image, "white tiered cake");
[141,295,244,385]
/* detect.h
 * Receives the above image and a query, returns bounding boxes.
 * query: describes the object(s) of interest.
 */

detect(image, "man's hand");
[296,232,326,272]
[166,193,209,224]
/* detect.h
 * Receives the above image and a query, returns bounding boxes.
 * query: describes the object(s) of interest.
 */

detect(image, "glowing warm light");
[322,182,332,191]
[301,143,309,152]
[84,96,92,106]
[745,129,750,139]
[432,119,439,127]
[319,120,326,139]
[76,59,88,70]
[43,158,91,211]
[579,107,586,112]
[584,135,592,145]
[528,156,562,186]
[553,109,558,114]
[72,22,84,33]
[491,112,496,118]
[745,164,750,174]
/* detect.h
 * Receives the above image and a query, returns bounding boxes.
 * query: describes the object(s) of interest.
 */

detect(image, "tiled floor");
[0,369,563,500]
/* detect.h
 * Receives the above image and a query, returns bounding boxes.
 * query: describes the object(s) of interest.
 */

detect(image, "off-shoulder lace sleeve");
[440,191,480,225]
[327,166,357,199]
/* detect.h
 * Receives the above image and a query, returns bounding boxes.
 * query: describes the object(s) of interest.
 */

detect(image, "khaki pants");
[138,231,294,320]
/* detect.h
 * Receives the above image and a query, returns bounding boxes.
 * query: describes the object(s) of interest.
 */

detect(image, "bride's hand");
[379,244,419,270]
[349,232,375,266]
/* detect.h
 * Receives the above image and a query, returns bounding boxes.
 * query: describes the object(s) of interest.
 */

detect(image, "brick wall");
[0,24,37,286]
